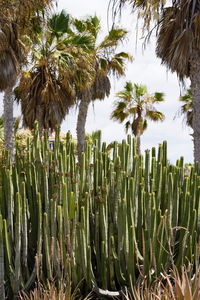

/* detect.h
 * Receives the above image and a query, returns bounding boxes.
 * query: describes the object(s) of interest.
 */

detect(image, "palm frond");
[124,81,134,93]
[99,28,128,49]
[111,101,128,123]
[134,83,147,98]
[128,107,137,114]
[17,66,75,131]
[153,91,165,102]
[73,19,87,33]
[146,110,165,121]
[179,89,192,102]
[85,15,101,38]
[111,111,129,123]
[90,72,111,100]
[108,52,133,77]
[48,10,71,38]
[68,34,95,50]
[178,88,193,128]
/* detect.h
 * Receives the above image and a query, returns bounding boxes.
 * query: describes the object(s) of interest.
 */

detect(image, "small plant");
[124,267,200,300]
[19,282,93,300]
[111,82,165,154]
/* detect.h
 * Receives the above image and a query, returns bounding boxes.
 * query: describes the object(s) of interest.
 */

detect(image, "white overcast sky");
[0,0,193,163]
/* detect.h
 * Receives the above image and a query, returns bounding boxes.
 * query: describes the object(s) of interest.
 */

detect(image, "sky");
[0,0,193,163]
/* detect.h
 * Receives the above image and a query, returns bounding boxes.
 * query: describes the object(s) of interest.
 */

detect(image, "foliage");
[75,15,133,102]
[75,15,132,157]
[111,81,165,136]
[15,11,95,131]
[112,1,200,81]
[0,0,54,91]
[20,282,93,300]
[179,89,193,128]
[0,116,32,152]
[0,124,199,299]
[126,267,200,300]
[19,267,200,299]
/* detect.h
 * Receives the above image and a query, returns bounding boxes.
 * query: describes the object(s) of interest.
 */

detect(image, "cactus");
[0,125,199,299]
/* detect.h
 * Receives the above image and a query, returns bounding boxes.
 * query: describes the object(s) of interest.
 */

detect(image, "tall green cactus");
[0,125,199,299]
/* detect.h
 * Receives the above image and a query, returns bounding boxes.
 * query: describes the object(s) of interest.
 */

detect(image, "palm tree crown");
[111,81,165,153]
[75,15,132,158]
[15,10,95,131]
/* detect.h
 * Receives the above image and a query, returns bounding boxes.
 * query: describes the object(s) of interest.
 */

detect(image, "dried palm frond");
[0,0,54,22]
[90,71,111,100]
[146,110,165,121]
[15,10,95,131]
[110,0,165,32]
[16,66,75,131]
[0,51,18,90]
[0,18,25,90]
[156,1,200,80]
[111,1,200,80]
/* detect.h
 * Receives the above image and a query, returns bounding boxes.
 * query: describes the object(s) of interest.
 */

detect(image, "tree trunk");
[190,48,200,163]
[3,86,14,158]
[76,93,90,162]
[136,135,141,155]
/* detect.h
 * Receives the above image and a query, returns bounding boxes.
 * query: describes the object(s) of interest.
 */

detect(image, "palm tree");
[179,89,193,129]
[111,0,200,163]
[15,11,94,133]
[111,81,165,154]
[0,0,54,156]
[75,16,132,160]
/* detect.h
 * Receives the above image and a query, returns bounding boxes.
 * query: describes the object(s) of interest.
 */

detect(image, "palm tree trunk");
[136,135,141,155]
[76,92,90,162]
[190,48,200,163]
[3,86,14,158]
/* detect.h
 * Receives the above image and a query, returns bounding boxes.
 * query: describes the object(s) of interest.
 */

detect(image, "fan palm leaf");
[146,110,165,121]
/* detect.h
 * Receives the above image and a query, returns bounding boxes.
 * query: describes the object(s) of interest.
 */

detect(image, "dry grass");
[19,267,200,300]
[123,267,200,300]
[19,281,94,300]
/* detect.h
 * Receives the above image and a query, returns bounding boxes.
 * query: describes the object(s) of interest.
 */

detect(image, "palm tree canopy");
[15,11,95,131]
[75,15,133,102]
[111,81,165,136]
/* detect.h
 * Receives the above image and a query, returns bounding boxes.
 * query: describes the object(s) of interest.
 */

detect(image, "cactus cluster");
[0,124,199,299]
